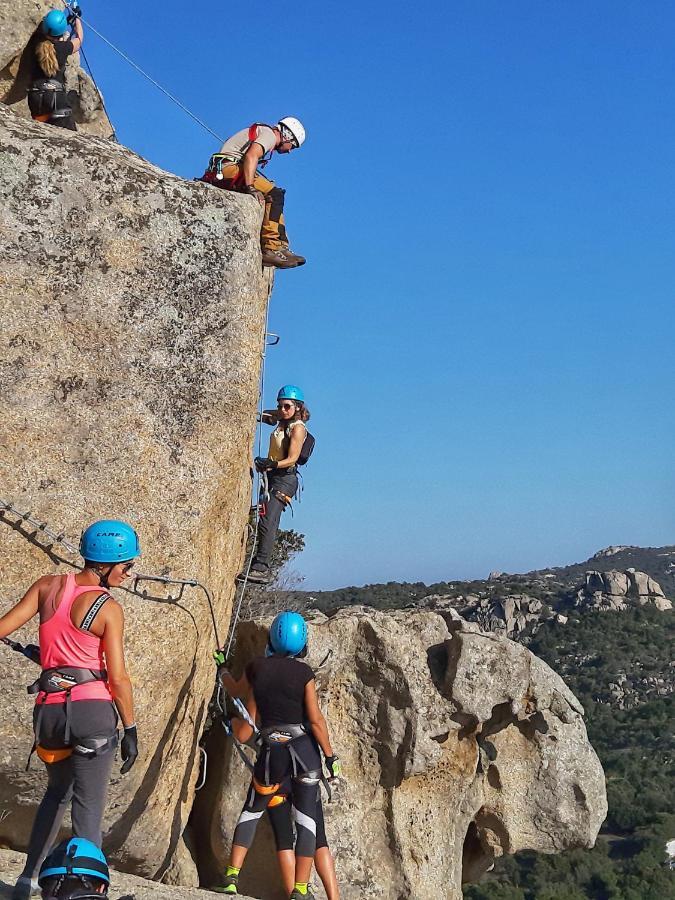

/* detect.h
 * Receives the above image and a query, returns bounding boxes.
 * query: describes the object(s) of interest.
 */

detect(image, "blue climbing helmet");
[277,384,305,404]
[42,9,69,36]
[79,519,140,563]
[268,611,308,656]
[39,837,110,898]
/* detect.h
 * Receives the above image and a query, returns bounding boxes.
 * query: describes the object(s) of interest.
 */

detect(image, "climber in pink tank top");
[38,573,114,704]
[0,518,140,900]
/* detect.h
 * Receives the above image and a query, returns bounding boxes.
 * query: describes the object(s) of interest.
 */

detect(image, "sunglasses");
[120,561,135,574]
[277,402,295,410]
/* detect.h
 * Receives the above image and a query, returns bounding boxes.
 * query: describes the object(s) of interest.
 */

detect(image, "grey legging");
[21,700,118,879]
[252,470,298,571]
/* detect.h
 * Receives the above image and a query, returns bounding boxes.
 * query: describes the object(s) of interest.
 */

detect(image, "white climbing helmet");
[278,116,306,148]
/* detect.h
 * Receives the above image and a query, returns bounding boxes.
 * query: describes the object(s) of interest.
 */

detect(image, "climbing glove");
[213,649,231,681]
[120,725,138,774]
[67,1,82,23]
[254,456,277,472]
[324,755,342,779]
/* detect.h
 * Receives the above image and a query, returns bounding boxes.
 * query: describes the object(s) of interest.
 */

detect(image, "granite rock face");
[193,609,607,899]
[0,0,111,136]
[0,104,271,878]
[579,569,672,612]
[0,848,256,899]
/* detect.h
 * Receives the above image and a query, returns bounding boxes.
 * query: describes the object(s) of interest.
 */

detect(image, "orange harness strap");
[36,745,73,764]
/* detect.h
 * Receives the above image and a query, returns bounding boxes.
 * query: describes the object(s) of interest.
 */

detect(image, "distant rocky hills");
[286,545,675,639]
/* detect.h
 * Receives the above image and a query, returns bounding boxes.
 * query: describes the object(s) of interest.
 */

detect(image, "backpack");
[297,431,315,466]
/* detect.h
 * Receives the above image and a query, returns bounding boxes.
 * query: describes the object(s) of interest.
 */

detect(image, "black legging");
[232,735,321,858]
[268,790,328,851]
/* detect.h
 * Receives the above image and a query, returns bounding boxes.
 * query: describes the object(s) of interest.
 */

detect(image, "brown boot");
[261,246,306,268]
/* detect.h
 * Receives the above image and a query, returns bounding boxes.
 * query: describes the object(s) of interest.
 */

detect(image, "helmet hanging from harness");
[39,837,110,899]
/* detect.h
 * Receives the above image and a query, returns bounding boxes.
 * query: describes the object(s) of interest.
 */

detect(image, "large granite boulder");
[579,569,672,612]
[193,609,607,899]
[0,0,111,136]
[0,104,271,878]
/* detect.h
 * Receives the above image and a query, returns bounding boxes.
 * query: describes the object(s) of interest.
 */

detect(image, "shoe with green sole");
[212,872,238,894]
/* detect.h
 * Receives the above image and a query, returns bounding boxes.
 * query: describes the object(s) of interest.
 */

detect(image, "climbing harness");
[3,635,117,770]
[256,724,332,802]
[203,124,275,189]
[76,11,224,142]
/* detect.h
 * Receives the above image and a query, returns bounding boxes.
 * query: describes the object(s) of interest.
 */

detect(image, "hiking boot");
[238,567,271,585]
[11,878,39,900]
[213,872,239,893]
[261,246,306,269]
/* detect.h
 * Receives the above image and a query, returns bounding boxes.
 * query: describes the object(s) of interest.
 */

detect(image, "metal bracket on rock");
[133,573,221,650]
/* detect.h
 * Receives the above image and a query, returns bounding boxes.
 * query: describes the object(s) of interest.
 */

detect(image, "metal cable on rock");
[223,304,273,659]
[81,17,224,143]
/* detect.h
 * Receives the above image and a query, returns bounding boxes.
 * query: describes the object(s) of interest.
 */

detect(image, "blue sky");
[81,1,674,589]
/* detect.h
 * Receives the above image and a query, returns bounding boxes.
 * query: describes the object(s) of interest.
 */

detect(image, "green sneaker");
[213,873,239,894]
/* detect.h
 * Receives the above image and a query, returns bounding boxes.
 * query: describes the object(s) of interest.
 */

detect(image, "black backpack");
[297,431,315,466]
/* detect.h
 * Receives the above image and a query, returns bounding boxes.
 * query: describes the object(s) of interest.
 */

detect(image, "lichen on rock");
[0,102,271,877]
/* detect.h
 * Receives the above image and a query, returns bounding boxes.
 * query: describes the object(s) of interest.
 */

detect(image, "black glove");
[324,754,342,779]
[67,2,82,24]
[120,725,138,774]
[24,644,41,665]
[254,456,277,472]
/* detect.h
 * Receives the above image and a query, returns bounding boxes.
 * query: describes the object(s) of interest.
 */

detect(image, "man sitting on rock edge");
[201,117,307,270]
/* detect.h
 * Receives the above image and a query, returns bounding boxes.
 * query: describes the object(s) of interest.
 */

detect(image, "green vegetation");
[277,544,675,897]
[465,606,675,899]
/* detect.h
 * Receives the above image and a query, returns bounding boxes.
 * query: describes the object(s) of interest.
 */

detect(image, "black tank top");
[32,39,74,87]
[246,656,315,727]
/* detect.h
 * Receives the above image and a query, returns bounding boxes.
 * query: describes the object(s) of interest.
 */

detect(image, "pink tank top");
[38,574,113,705]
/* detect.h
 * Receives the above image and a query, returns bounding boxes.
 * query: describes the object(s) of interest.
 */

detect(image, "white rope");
[81,17,225,143]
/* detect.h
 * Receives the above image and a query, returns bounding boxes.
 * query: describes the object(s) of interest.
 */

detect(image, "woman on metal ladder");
[241,385,313,585]
[216,611,341,899]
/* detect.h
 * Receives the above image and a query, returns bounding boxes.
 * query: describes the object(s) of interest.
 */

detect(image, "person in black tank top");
[216,612,341,900]
[27,7,84,131]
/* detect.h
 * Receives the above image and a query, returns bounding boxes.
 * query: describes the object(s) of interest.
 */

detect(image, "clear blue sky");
[82,1,675,589]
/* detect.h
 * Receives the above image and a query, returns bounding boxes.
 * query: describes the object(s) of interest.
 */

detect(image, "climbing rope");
[78,43,118,141]
[79,14,224,143]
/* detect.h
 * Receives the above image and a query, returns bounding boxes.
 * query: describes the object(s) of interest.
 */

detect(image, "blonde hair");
[36,39,59,77]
